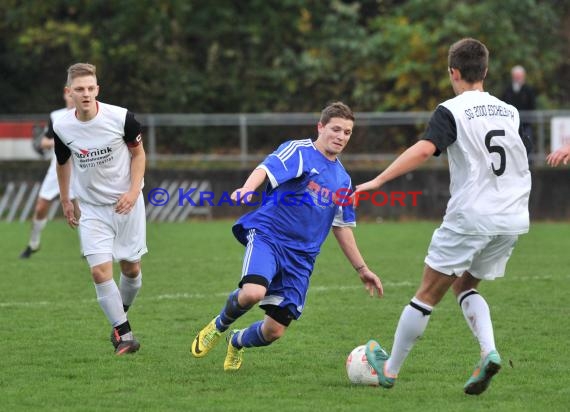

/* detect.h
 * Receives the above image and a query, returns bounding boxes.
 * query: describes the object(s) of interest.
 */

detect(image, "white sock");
[119,272,142,308]
[386,297,433,376]
[29,218,47,250]
[95,279,127,327]
[458,289,496,357]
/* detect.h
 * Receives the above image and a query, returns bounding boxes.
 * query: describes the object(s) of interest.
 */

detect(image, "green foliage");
[0,0,567,113]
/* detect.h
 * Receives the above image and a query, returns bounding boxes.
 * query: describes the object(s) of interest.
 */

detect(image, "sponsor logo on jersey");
[74,146,113,159]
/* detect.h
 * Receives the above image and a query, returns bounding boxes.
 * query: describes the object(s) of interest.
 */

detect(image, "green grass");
[1,220,569,411]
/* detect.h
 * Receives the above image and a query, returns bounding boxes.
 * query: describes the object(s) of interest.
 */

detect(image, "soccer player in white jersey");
[191,102,383,371]
[54,63,147,355]
[20,90,77,258]
[357,38,531,395]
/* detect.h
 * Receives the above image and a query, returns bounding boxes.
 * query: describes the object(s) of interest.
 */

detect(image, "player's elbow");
[414,141,437,160]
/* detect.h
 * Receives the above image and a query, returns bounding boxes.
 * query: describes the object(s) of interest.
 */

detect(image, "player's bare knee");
[239,282,267,306]
[238,289,265,306]
[452,271,480,297]
[91,264,113,283]
[120,260,141,277]
[34,198,50,219]
[262,321,286,342]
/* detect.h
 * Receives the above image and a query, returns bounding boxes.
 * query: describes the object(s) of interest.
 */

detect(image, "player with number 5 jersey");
[356,38,531,395]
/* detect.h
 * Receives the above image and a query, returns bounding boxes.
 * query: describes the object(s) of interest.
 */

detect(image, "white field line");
[0,275,563,309]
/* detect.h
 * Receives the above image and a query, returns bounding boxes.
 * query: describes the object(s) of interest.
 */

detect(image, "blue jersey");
[233,139,356,255]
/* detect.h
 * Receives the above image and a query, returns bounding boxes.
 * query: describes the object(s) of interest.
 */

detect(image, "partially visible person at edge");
[191,101,383,371]
[55,62,147,355]
[20,89,79,259]
[356,38,531,395]
[546,143,570,167]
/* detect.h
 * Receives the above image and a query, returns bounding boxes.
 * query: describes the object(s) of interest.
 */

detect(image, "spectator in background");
[502,65,536,144]
[20,90,77,258]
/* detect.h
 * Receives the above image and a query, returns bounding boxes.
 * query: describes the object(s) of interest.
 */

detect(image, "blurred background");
[1,0,569,220]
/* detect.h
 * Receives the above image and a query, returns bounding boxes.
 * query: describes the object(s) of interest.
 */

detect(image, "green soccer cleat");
[191,317,223,358]
[224,330,244,371]
[365,339,397,388]
[464,350,502,395]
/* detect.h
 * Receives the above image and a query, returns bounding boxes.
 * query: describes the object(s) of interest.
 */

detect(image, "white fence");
[1,110,569,166]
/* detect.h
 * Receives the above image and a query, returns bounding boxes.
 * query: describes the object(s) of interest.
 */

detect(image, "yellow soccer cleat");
[191,317,223,358]
[224,330,244,371]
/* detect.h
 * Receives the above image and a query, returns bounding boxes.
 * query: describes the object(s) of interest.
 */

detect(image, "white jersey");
[39,107,75,200]
[53,102,143,205]
[423,90,531,235]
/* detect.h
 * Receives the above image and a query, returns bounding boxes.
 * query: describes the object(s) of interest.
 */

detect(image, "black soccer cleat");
[115,339,141,355]
[20,246,39,259]
[110,328,120,349]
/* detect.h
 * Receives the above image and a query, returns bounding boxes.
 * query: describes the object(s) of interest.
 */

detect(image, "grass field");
[1,220,569,411]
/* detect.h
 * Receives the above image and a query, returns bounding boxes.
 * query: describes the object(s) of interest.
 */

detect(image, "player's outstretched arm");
[355,140,437,193]
[231,168,267,203]
[546,144,570,167]
[332,226,383,298]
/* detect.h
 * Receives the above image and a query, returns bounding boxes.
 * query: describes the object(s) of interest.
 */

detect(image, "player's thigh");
[80,203,114,256]
[38,165,60,201]
[469,235,519,280]
[113,194,147,262]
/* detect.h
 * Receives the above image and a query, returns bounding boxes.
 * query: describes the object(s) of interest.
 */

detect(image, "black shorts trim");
[260,304,295,327]
[239,274,269,289]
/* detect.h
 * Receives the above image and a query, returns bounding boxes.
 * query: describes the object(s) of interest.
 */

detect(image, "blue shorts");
[239,229,316,320]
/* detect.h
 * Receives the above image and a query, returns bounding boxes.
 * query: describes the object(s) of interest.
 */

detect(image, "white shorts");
[425,226,518,280]
[38,154,75,201]
[80,193,147,262]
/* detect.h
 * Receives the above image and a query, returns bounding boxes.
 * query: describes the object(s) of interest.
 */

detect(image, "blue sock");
[232,321,271,349]
[216,289,252,332]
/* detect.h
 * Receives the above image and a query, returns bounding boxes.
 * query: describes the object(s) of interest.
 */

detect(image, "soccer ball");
[346,345,379,386]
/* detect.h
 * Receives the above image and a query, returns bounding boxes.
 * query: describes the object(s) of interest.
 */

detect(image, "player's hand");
[230,187,257,204]
[350,177,382,207]
[355,177,382,194]
[358,268,383,298]
[61,199,78,228]
[546,147,570,167]
[116,191,138,214]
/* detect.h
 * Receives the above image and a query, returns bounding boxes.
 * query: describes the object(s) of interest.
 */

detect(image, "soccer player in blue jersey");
[191,101,383,370]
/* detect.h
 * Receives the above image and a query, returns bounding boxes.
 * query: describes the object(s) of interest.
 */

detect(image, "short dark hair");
[448,38,488,83]
[319,101,355,125]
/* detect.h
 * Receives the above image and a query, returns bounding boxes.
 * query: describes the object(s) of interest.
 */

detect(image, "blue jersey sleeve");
[332,205,356,227]
[332,177,356,227]
[259,140,313,188]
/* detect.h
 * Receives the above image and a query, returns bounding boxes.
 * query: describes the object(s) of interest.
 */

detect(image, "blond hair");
[66,63,97,86]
